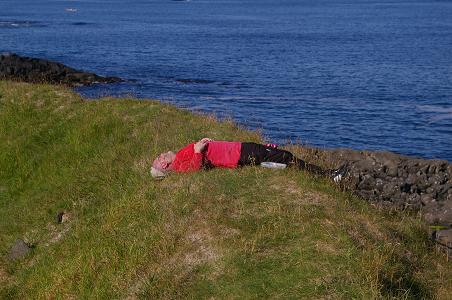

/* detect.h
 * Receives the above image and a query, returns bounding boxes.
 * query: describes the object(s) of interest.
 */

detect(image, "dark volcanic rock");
[0,53,122,86]
[323,148,452,226]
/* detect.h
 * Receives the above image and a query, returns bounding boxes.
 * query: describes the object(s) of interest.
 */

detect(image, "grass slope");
[0,81,451,299]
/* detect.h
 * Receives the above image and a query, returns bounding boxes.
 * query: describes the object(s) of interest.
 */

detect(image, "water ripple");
[0,20,45,28]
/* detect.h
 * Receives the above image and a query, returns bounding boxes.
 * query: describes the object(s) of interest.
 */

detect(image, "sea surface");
[1,0,452,161]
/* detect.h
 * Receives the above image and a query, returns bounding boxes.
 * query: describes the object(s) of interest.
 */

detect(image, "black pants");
[238,142,325,175]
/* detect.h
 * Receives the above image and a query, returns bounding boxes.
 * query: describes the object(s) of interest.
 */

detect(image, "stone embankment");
[0,53,122,86]
[325,149,452,225]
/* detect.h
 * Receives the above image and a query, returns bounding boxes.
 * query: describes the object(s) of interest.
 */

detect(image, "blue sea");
[1,0,452,161]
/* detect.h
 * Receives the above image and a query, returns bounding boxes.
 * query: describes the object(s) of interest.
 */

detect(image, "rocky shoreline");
[0,53,122,86]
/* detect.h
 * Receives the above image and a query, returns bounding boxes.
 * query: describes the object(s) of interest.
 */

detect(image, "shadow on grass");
[378,256,433,299]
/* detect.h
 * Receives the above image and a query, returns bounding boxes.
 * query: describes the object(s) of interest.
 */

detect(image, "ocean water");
[1,0,451,161]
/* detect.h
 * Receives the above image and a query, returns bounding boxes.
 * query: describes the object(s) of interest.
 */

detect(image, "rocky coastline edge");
[0,53,122,86]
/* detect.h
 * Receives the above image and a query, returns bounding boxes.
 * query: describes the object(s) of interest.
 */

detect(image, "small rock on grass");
[433,229,452,245]
[8,239,32,261]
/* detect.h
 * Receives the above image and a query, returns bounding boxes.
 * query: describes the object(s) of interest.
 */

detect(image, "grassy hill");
[1,81,451,299]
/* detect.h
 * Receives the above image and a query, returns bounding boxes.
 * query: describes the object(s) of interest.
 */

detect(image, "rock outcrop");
[0,53,122,86]
[322,149,452,225]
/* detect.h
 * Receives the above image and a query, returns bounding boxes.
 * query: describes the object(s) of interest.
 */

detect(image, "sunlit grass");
[1,81,451,299]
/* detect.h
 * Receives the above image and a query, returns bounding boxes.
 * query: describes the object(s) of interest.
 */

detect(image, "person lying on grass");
[151,138,347,181]
[151,138,346,182]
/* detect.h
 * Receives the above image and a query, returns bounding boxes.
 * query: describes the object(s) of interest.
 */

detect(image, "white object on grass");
[260,162,287,169]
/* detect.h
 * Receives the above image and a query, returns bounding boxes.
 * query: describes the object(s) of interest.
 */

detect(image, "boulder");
[432,229,452,257]
[8,239,32,261]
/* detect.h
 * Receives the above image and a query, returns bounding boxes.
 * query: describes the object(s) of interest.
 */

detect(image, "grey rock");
[381,183,396,198]
[426,186,435,194]
[428,174,447,186]
[420,194,435,206]
[439,183,452,195]
[432,229,452,257]
[406,173,419,185]
[386,165,398,177]
[375,178,384,191]
[8,239,32,261]
[358,175,375,191]
[354,159,375,173]
[434,229,452,244]
[407,194,421,209]
[424,212,437,224]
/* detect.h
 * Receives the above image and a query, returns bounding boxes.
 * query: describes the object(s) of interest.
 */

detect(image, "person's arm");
[174,150,203,172]
[194,137,212,153]
[171,139,211,172]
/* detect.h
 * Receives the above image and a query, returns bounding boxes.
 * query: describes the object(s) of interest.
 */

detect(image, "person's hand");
[200,137,212,143]
[194,138,211,153]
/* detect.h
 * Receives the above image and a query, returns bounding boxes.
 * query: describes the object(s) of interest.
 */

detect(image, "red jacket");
[171,141,242,172]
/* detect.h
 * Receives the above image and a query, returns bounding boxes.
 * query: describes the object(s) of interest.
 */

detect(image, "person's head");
[151,151,176,178]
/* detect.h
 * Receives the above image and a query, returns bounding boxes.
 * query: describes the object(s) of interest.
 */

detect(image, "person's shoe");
[330,163,349,183]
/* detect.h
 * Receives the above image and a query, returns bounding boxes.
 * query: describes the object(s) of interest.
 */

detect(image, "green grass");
[1,81,451,299]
